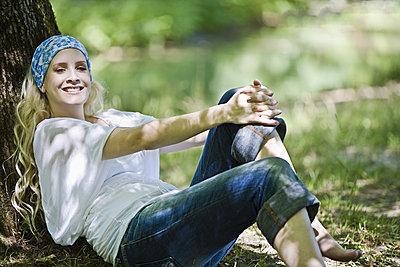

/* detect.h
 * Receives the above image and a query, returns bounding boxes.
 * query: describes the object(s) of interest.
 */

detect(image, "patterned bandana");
[31,35,92,88]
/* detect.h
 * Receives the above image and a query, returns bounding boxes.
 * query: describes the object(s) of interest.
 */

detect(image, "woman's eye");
[55,68,65,73]
[77,66,87,71]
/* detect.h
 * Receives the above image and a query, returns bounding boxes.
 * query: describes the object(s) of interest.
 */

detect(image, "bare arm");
[103,105,226,159]
[103,84,280,160]
[159,130,209,154]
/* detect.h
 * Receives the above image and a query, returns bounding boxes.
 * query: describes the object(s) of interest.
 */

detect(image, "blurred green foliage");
[50,0,308,51]
[94,11,400,120]
[50,1,400,120]
[49,0,400,189]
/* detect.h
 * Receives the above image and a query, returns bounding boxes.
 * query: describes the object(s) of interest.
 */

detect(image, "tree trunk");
[0,0,59,250]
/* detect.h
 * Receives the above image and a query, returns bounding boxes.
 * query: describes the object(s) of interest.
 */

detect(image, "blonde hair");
[11,68,105,236]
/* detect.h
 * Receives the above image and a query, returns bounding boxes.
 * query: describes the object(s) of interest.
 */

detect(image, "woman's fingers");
[253,79,262,87]
[240,85,257,94]
[250,113,280,126]
[246,93,278,105]
[241,84,274,98]
[242,83,275,103]
[258,86,274,96]
[251,103,279,112]
[256,109,282,118]
[252,79,274,96]
[228,82,281,126]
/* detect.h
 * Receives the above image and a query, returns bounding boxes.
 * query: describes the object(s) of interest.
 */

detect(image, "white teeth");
[62,87,83,92]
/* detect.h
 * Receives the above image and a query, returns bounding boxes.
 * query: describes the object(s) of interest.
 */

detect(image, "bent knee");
[260,156,291,170]
[259,157,299,185]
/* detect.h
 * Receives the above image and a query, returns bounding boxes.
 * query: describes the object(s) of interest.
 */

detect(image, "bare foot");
[316,231,362,261]
[312,219,362,262]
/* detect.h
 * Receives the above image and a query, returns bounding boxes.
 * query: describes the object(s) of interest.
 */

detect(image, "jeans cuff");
[256,182,320,245]
[231,118,286,164]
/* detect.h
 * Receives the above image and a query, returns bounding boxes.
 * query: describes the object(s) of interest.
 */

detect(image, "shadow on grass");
[320,206,400,266]
[221,245,284,267]
[0,237,110,267]
[317,171,400,266]
[1,237,284,267]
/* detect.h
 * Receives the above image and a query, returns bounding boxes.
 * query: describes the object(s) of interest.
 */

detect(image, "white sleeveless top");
[33,109,179,264]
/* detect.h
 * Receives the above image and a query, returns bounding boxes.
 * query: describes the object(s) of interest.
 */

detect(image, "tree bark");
[0,0,59,250]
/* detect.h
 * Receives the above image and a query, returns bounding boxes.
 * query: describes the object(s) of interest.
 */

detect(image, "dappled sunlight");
[34,119,114,244]
[64,126,89,192]
[385,201,400,218]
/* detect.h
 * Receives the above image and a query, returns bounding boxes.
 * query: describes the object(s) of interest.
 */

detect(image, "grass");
[2,85,398,266]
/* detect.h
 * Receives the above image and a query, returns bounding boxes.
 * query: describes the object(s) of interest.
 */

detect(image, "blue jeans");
[116,89,320,266]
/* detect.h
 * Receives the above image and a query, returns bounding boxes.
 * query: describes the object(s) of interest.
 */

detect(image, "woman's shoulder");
[97,108,156,126]
[34,116,111,144]
[33,108,156,137]
[35,116,91,132]
[98,108,144,118]
[34,109,131,130]
[33,115,116,156]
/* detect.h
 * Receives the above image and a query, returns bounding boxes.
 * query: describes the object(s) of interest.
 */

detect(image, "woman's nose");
[66,69,80,84]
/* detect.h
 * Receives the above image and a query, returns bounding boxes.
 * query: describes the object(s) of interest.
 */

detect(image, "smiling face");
[42,48,91,118]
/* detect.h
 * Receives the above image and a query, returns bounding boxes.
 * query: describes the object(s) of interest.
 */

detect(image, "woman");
[12,35,361,266]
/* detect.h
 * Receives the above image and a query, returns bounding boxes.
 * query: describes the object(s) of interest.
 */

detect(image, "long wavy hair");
[11,68,105,236]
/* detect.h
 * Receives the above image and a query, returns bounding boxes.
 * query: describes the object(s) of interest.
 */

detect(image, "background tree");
[0,0,59,252]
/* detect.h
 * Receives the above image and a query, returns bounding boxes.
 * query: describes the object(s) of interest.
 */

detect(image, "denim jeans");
[116,89,320,267]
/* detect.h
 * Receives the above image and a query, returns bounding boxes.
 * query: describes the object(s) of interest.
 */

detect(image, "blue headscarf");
[31,35,92,88]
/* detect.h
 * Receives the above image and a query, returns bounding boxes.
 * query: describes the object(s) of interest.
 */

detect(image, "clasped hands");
[224,79,281,126]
